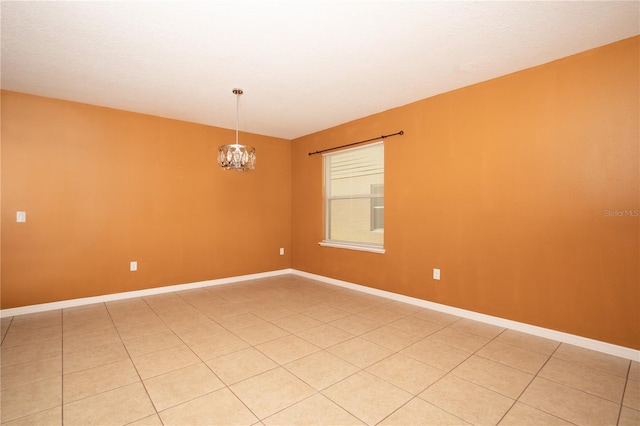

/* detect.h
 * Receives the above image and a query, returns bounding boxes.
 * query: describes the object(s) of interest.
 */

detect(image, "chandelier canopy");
[217,88,256,171]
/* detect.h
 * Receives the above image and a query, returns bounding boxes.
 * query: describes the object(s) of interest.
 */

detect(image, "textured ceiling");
[1,1,638,140]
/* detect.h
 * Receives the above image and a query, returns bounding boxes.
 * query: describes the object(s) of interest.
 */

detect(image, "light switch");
[16,211,26,222]
[130,261,138,272]
[279,248,285,255]
[433,268,441,280]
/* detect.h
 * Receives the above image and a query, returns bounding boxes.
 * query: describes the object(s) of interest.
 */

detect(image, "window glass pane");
[329,198,384,245]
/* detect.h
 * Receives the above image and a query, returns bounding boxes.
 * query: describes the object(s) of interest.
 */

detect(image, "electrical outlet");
[130,261,138,272]
[16,211,26,222]
[433,268,441,280]
[279,248,285,255]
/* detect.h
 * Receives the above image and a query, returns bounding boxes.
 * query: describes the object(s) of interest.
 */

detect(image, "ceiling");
[2,1,638,140]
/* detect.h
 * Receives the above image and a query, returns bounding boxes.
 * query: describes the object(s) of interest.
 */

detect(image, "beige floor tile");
[131,344,200,379]
[357,306,407,323]
[63,327,121,354]
[232,322,289,345]
[1,354,61,390]
[360,325,422,352]
[171,320,227,345]
[123,330,183,357]
[63,341,129,374]
[151,302,199,318]
[296,324,354,348]
[419,375,514,425]
[63,303,109,319]
[188,330,250,360]
[379,397,471,425]
[116,317,170,340]
[105,296,148,310]
[159,387,258,425]
[230,367,315,420]
[175,287,217,302]
[476,340,550,374]
[323,371,412,425]
[448,318,505,339]
[63,359,139,403]
[331,298,383,315]
[519,376,620,425]
[214,312,266,330]
[127,414,164,426]
[256,334,320,365]
[206,347,278,385]
[63,316,115,336]
[498,402,573,425]
[264,393,365,425]
[451,355,534,398]
[63,382,155,425]
[327,337,395,368]
[619,406,640,426]
[159,310,210,329]
[552,343,630,378]
[330,314,382,335]
[538,356,626,402]
[303,305,351,322]
[0,377,61,423]
[252,306,296,321]
[623,378,640,410]
[411,309,461,326]
[366,353,445,395]
[271,313,324,333]
[107,304,159,327]
[2,324,62,348]
[382,301,422,315]
[285,350,360,391]
[1,406,61,426]
[144,363,224,411]
[400,339,470,372]
[494,329,559,355]
[143,292,182,308]
[424,327,490,353]
[629,361,640,382]
[1,338,61,367]
[201,301,252,319]
[387,316,444,337]
[7,310,61,330]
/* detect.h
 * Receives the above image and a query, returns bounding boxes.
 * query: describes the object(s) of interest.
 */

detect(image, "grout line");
[107,299,163,424]
[615,361,633,426]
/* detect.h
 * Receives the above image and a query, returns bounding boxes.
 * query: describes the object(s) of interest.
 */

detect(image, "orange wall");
[291,37,639,349]
[1,92,291,308]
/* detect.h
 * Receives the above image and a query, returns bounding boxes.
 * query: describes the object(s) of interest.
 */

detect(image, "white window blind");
[322,142,384,253]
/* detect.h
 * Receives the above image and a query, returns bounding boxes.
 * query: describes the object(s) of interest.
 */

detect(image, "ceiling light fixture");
[217,88,256,171]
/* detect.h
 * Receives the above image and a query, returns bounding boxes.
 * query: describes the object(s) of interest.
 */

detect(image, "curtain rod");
[308,130,404,156]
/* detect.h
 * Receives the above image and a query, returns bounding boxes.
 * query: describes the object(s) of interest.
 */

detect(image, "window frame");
[319,141,385,254]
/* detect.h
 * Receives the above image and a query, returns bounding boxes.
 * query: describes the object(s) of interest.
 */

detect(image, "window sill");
[318,241,385,254]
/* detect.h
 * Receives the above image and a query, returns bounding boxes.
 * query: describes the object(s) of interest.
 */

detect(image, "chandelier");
[217,88,256,171]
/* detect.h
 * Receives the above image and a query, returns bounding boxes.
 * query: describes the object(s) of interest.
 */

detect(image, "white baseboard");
[2,267,637,361]
[0,269,293,318]
[291,270,640,362]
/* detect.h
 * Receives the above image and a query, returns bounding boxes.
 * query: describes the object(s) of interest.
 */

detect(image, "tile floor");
[1,274,638,425]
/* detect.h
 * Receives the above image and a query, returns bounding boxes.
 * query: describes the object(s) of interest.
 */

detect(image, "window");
[371,184,384,231]
[321,142,384,253]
